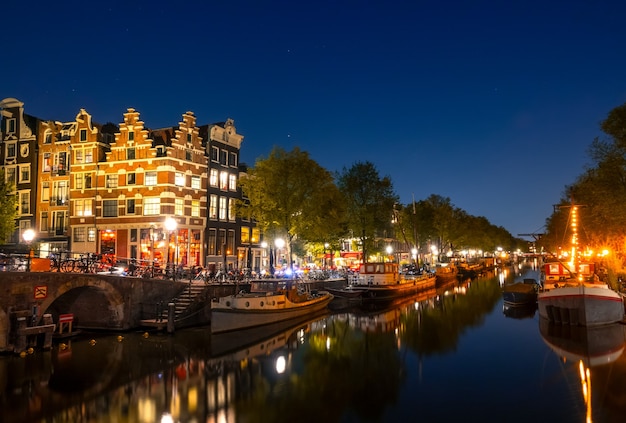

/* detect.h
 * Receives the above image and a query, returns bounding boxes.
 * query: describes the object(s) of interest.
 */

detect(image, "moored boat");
[350,262,436,302]
[435,263,458,285]
[210,279,333,334]
[502,278,540,306]
[537,260,624,326]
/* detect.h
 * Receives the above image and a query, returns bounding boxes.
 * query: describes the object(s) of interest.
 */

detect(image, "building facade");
[1,98,260,271]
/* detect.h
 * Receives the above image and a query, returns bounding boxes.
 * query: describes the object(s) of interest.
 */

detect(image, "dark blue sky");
[4,0,626,239]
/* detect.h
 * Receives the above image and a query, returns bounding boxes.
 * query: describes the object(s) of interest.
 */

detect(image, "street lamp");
[22,229,35,272]
[386,245,393,262]
[164,217,177,278]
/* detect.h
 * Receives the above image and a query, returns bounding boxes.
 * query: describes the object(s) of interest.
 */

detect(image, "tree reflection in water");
[3,265,626,422]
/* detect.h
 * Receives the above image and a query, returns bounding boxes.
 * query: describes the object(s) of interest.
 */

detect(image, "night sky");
[4,0,626,239]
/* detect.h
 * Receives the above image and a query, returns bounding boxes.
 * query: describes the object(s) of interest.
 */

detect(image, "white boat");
[210,279,333,334]
[350,262,436,302]
[538,260,624,326]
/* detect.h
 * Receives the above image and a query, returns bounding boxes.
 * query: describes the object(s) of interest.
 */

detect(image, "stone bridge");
[0,272,226,353]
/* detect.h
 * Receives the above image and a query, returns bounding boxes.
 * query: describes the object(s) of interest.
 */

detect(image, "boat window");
[245,302,250,307]
[260,301,264,307]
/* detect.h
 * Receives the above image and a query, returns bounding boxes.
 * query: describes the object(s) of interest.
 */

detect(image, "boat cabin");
[543,261,595,282]
[357,262,399,286]
[250,279,295,294]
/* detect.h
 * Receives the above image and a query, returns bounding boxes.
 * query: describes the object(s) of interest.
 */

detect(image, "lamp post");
[22,229,35,272]
[164,217,177,279]
[324,243,329,269]
[261,241,268,275]
[386,245,393,263]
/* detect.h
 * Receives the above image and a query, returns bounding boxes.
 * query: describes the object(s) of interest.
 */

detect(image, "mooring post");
[167,302,175,334]
[42,314,53,350]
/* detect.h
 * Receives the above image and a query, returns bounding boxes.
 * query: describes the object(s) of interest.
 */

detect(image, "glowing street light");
[164,217,177,278]
[22,229,35,272]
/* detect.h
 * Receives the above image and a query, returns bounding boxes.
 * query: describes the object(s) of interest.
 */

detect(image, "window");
[219,171,228,190]
[5,167,16,184]
[185,150,192,161]
[75,199,84,216]
[127,173,135,185]
[127,199,135,214]
[44,131,52,144]
[219,197,227,220]
[175,198,184,216]
[74,149,83,164]
[187,133,192,143]
[7,118,16,134]
[229,152,237,167]
[43,153,51,172]
[241,227,250,244]
[229,174,237,191]
[52,181,69,205]
[191,200,200,217]
[41,211,49,232]
[145,171,157,186]
[103,200,118,217]
[143,198,160,215]
[127,148,135,160]
[85,173,92,189]
[128,131,134,141]
[20,192,30,214]
[73,227,86,242]
[175,172,185,186]
[6,143,16,158]
[75,173,83,189]
[84,199,93,216]
[191,175,201,189]
[252,228,260,244]
[19,165,30,183]
[209,195,217,219]
[88,228,96,242]
[80,129,87,142]
[41,182,50,202]
[220,150,228,165]
[209,169,218,187]
[211,146,218,162]
[207,229,216,255]
[228,198,235,221]
[106,174,118,188]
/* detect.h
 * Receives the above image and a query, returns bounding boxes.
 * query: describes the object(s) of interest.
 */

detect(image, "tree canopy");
[237,146,346,270]
[0,170,17,243]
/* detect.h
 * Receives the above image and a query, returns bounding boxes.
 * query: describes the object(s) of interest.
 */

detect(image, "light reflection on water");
[1,264,626,423]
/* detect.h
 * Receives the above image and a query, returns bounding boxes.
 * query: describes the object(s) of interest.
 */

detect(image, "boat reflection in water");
[502,302,537,319]
[539,319,626,422]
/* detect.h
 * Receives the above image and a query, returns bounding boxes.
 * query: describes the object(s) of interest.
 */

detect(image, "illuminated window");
[241,227,250,243]
[209,195,217,219]
[143,198,160,215]
[20,192,30,214]
[175,172,185,186]
[228,198,235,221]
[106,174,118,188]
[219,171,228,190]
[42,153,51,172]
[75,173,83,189]
[191,200,200,217]
[75,199,84,216]
[219,197,227,220]
[252,228,260,244]
[209,169,218,187]
[228,174,237,191]
[88,228,96,242]
[175,198,184,216]
[145,171,157,186]
[191,175,201,189]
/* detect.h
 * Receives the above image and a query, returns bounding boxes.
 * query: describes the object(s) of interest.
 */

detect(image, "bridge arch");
[39,276,126,329]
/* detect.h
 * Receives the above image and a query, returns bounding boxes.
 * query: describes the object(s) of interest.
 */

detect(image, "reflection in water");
[5,265,625,422]
[540,320,626,423]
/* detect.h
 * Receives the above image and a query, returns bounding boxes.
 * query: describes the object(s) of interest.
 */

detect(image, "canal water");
[2,261,626,423]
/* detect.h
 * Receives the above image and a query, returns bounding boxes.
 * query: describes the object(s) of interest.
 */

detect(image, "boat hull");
[502,290,537,306]
[356,275,436,302]
[210,292,333,334]
[538,285,625,326]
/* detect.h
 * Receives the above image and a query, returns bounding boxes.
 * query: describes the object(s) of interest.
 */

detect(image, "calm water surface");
[2,261,626,423]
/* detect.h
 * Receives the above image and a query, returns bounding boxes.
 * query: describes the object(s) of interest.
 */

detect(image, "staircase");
[155,280,208,323]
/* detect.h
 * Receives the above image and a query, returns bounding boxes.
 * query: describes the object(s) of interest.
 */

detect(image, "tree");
[336,161,398,263]
[237,147,346,272]
[0,170,17,243]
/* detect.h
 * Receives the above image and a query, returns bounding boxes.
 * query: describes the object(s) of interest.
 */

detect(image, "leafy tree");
[237,147,346,271]
[0,170,17,243]
[336,161,398,262]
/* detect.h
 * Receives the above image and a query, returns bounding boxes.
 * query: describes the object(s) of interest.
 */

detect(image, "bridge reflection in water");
[2,266,626,422]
